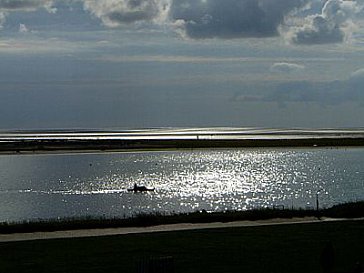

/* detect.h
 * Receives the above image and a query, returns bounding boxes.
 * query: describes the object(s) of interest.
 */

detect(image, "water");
[0,147,363,222]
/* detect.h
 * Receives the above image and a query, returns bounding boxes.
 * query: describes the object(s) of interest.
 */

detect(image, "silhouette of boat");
[128,184,155,193]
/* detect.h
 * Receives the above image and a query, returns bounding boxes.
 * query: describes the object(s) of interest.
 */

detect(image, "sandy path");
[0,217,351,243]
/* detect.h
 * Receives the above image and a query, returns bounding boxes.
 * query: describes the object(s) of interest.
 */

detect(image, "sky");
[0,0,364,129]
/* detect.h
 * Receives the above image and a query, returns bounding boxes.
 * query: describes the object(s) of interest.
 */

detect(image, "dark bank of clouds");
[81,0,309,38]
[170,0,363,43]
[169,0,308,39]
[74,0,364,44]
[83,0,362,44]
[0,0,362,45]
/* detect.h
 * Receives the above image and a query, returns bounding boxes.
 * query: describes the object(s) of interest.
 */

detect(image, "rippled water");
[0,148,363,222]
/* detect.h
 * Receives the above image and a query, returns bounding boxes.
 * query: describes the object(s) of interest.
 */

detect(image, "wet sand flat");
[0,128,364,154]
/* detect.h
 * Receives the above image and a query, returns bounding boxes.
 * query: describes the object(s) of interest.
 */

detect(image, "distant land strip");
[0,131,364,153]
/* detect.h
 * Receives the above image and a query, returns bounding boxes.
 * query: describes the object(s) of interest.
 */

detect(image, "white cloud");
[284,0,363,44]
[349,68,364,82]
[270,62,305,73]
[19,23,29,33]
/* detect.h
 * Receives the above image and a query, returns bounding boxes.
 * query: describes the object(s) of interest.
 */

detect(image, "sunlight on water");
[0,148,363,221]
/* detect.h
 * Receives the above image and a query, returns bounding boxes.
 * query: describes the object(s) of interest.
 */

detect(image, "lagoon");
[0,147,363,222]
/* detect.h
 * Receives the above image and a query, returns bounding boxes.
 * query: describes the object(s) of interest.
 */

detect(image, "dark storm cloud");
[169,0,309,39]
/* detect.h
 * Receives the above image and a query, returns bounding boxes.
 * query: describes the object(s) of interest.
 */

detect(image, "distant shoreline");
[1,129,364,154]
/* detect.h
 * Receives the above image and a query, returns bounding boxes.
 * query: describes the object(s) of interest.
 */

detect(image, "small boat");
[128,184,155,193]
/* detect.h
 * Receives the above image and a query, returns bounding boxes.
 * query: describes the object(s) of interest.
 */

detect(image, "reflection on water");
[0,148,363,222]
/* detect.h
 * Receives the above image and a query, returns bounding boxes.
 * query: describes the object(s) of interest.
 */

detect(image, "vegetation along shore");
[0,206,363,273]
[0,201,363,234]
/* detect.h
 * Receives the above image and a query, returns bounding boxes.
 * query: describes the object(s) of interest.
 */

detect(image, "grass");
[0,220,363,273]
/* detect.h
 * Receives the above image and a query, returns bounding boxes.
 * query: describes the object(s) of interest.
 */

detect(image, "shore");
[0,201,363,235]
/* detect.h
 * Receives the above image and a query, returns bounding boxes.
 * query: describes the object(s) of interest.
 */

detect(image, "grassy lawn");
[0,220,363,273]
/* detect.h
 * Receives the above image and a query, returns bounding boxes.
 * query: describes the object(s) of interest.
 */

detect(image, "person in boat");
[131,183,153,192]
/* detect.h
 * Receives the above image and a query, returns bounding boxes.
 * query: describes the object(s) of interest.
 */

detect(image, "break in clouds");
[235,68,364,106]
[0,0,55,28]
[0,0,362,44]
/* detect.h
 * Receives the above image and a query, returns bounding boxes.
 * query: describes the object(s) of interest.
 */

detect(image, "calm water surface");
[0,148,363,222]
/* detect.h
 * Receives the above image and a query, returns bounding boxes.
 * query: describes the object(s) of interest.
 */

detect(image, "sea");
[0,128,363,223]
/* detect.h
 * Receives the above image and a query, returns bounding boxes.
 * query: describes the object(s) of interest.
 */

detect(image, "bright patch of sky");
[0,0,363,129]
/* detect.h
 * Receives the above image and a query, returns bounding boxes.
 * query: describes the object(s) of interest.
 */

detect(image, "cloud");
[350,68,364,81]
[78,0,364,44]
[169,0,309,39]
[0,0,361,46]
[18,23,29,33]
[270,62,305,73]
[285,0,362,44]
[95,55,285,63]
[83,0,170,27]
[0,0,55,12]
